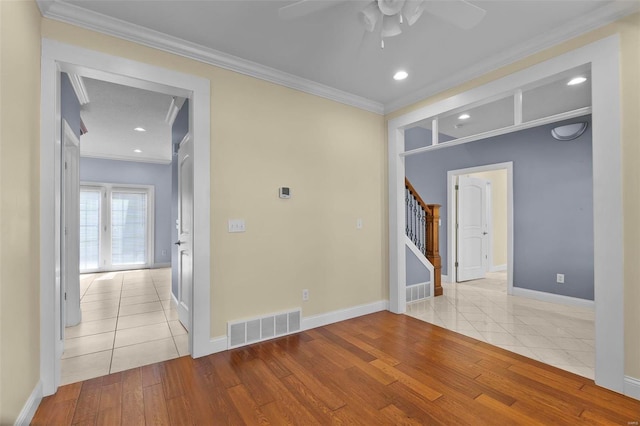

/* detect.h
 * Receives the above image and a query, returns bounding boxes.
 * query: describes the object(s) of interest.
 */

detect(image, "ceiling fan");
[279,0,487,48]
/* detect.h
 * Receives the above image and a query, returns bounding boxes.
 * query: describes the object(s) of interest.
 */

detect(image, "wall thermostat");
[279,187,291,199]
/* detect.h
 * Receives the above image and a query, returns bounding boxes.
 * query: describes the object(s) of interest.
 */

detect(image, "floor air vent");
[227,309,302,349]
[406,282,430,302]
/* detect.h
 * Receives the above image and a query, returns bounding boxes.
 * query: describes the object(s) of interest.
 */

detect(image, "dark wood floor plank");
[226,384,270,426]
[141,363,162,388]
[142,383,170,426]
[379,403,424,426]
[70,377,103,425]
[32,311,640,425]
[474,393,546,425]
[120,369,145,426]
[369,359,442,401]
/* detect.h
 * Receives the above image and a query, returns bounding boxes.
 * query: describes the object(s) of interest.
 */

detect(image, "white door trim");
[40,39,211,396]
[447,163,513,292]
[388,35,624,393]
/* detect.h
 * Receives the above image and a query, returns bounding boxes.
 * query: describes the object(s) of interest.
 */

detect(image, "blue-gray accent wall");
[405,116,594,300]
[406,246,431,287]
[80,157,173,266]
[61,72,81,138]
[171,100,189,298]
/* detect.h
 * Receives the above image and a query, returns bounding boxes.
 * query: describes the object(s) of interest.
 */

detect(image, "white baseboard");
[193,300,389,358]
[490,264,507,272]
[301,300,389,330]
[511,287,595,309]
[15,380,43,426]
[151,262,171,269]
[624,376,640,400]
[441,274,450,283]
[194,335,228,357]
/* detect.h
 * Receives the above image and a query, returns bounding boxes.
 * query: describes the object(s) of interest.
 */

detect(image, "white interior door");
[176,135,193,331]
[63,122,81,326]
[457,175,488,282]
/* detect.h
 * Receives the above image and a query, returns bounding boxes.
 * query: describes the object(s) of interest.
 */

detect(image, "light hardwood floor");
[34,311,639,425]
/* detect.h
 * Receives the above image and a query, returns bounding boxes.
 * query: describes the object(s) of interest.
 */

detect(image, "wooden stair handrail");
[405,178,443,297]
[405,178,432,216]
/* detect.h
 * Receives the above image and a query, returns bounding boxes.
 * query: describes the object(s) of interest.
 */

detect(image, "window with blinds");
[79,184,153,272]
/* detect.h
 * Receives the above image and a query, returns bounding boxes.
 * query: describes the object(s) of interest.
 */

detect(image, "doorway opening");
[449,163,511,291]
[59,74,192,385]
[389,36,624,393]
[40,39,211,396]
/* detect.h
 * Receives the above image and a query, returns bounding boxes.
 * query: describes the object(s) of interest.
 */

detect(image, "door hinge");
[64,292,67,301]
[64,227,67,236]
[64,161,68,170]
[455,185,459,190]
[455,262,459,267]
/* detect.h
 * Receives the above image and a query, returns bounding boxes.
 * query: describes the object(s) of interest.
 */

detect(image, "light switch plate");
[228,219,246,233]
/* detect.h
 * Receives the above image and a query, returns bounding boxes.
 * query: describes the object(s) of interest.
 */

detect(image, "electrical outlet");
[556,273,565,284]
[356,218,363,229]
[228,219,246,233]
[302,289,309,301]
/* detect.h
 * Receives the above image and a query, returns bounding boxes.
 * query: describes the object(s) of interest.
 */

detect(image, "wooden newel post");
[426,204,443,296]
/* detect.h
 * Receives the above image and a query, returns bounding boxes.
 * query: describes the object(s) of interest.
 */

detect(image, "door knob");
[482,232,488,235]
[175,241,183,246]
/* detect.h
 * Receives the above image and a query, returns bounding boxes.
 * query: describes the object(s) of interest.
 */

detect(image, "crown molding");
[383,1,640,114]
[37,0,385,115]
[67,72,90,105]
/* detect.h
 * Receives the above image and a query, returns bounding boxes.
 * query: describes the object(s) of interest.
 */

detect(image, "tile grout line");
[108,272,125,374]
[151,271,182,356]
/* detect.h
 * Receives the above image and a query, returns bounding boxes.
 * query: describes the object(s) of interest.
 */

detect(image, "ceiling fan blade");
[278,0,347,20]
[422,0,486,30]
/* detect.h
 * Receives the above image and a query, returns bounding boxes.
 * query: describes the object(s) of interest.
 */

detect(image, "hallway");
[62,268,188,385]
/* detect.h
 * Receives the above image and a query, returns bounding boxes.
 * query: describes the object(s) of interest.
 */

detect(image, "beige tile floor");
[406,271,595,379]
[61,268,188,385]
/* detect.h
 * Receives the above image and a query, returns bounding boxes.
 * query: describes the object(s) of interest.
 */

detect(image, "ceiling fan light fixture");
[402,0,425,26]
[377,0,406,16]
[382,14,402,38]
[359,2,381,32]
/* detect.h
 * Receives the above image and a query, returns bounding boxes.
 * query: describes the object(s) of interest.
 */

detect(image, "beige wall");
[0,1,42,423]
[468,170,508,268]
[40,19,388,338]
[387,13,640,379]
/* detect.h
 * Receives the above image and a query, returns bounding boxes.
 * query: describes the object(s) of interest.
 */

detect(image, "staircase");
[405,178,443,297]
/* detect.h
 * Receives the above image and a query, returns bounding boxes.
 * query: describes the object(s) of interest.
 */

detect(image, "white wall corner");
[15,381,43,426]
[511,287,595,310]
[624,376,640,401]
[301,300,389,331]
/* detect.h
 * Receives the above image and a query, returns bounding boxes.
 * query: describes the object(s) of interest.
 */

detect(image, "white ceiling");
[80,78,174,163]
[40,0,638,113]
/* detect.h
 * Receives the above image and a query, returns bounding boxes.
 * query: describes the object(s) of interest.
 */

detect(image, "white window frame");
[80,182,155,272]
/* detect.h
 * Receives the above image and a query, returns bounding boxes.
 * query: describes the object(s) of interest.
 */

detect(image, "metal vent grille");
[227,308,302,349]
[406,282,431,302]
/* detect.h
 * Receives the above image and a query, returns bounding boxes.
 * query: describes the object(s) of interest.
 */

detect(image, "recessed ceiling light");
[393,71,408,81]
[567,76,587,86]
[134,127,146,132]
[458,113,470,120]
[133,149,142,153]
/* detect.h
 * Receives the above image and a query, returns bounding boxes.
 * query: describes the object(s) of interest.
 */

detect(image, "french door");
[79,183,154,272]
